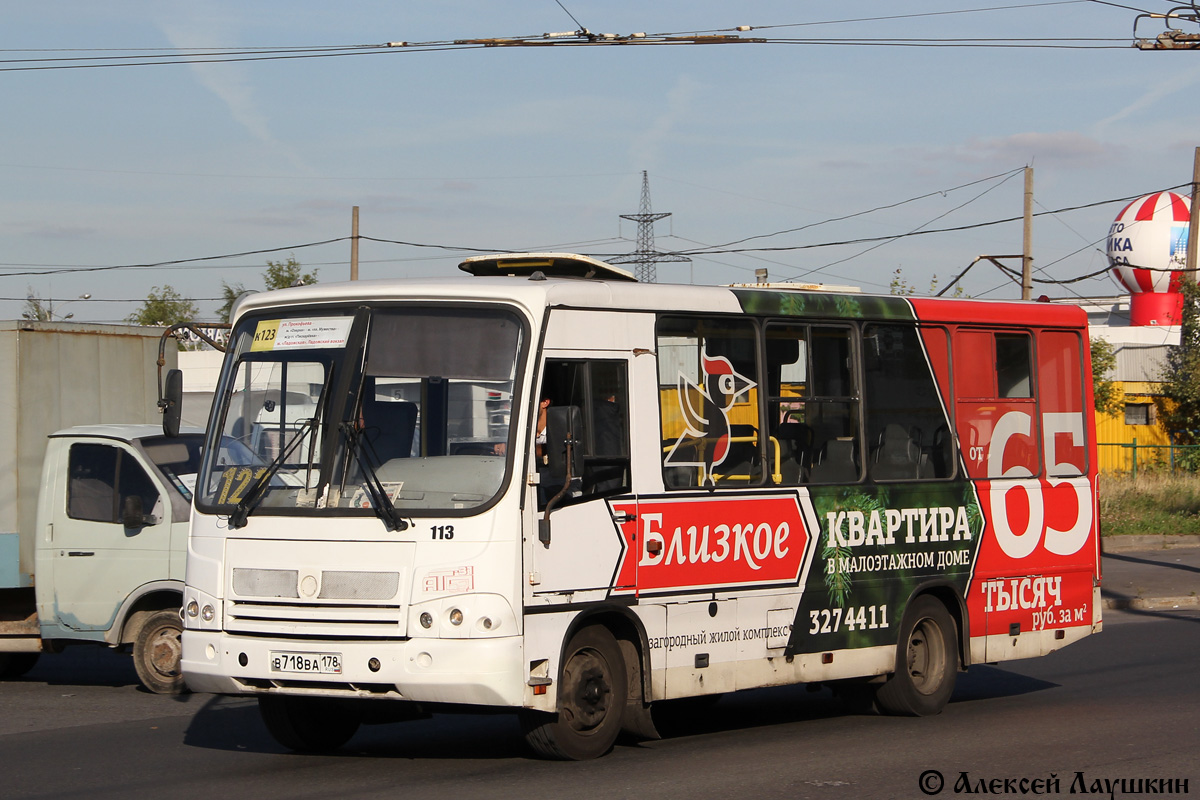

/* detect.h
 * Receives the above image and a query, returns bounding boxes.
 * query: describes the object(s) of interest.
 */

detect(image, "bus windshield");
[196,305,524,519]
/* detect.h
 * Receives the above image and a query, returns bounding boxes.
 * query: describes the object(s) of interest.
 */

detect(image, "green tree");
[888,268,966,297]
[126,285,198,327]
[216,281,247,325]
[216,257,318,323]
[889,268,917,296]
[1158,279,1200,443]
[1090,336,1122,416]
[264,257,318,291]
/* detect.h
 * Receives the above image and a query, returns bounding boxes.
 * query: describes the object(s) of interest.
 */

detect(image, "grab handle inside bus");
[540,405,583,545]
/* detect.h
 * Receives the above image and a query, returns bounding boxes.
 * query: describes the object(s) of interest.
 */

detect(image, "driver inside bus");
[494,394,550,458]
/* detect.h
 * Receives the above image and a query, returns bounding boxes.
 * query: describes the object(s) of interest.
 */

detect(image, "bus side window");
[953,329,1040,480]
[1037,329,1086,477]
[765,322,811,485]
[656,316,761,488]
[862,324,954,481]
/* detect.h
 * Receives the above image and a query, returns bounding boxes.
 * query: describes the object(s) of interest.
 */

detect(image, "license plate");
[269,651,342,674]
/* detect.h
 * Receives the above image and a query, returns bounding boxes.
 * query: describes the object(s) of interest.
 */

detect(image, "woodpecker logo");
[663,347,756,486]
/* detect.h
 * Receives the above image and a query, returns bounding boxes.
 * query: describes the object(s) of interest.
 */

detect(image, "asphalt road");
[2,606,1196,800]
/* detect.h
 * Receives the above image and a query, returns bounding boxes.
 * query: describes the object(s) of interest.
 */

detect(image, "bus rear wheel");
[258,695,361,753]
[875,595,957,717]
[521,625,627,760]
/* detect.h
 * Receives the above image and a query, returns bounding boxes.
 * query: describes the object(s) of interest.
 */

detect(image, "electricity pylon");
[610,171,690,283]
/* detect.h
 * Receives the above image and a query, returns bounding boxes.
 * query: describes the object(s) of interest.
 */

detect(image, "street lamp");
[25,292,91,321]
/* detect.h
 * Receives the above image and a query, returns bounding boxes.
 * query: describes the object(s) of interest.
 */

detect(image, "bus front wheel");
[521,625,627,760]
[875,595,957,717]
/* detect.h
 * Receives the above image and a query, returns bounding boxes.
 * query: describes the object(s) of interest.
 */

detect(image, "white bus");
[180,253,1101,759]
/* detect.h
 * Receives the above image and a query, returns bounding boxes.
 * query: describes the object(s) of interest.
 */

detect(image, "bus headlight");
[409,594,516,639]
[182,587,222,630]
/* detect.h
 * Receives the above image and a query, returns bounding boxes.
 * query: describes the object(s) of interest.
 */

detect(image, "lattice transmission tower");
[610,171,690,283]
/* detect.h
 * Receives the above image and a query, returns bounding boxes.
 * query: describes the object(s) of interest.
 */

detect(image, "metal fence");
[1098,440,1200,477]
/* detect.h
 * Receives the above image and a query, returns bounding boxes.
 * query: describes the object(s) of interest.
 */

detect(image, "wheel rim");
[146,624,182,678]
[907,617,947,696]
[560,647,614,734]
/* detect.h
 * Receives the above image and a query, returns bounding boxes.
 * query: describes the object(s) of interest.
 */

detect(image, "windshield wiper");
[340,420,409,532]
[229,417,318,529]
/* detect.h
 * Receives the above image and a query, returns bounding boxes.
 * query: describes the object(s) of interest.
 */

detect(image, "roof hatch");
[458,252,637,282]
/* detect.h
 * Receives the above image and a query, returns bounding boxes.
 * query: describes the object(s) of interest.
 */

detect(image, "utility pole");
[610,171,690,283]
[1189,147,1200,280]
[1022,166,1034,300]
[350,206,360,281]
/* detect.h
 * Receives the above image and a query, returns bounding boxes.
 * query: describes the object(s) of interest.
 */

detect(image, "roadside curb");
[1102,594,1200,611]
[1100,534,1200,553]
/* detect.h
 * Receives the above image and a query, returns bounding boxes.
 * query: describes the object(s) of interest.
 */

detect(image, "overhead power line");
[0,2,1139,73]
[671,183,1193,258]
[0,238,348,279]
[4,185,1186,287]
[0,37,1130,73]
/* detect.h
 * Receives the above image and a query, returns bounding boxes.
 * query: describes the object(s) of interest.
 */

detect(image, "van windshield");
[196,305,524,518]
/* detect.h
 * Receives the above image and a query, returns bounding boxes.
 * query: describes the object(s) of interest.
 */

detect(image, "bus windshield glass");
[197,305,523,518]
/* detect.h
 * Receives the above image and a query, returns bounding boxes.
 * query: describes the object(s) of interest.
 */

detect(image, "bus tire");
[875,595,957,717]
[520,625,627,760]
[0,652,40,679]
[258,695,361,753]
[132,609,187,695]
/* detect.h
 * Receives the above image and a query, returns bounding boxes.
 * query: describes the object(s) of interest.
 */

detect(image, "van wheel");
[0,653,40,679]
[132,609,187,695]
[876,595,957,716]
[521,626,626,760]
[258,695,361,753]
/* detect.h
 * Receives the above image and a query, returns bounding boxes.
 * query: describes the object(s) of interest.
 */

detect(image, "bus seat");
[361,399,417,462]
[810,439,859,483]
[929,425,954,478]
[712,424,761,484]
[776,421,814,481]
[870,423,921,480]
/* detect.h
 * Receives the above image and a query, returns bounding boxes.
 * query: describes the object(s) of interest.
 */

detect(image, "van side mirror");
[162,368,183,438]
[121,495,154,528]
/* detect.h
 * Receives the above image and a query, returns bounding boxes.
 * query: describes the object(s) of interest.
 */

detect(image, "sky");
[2,1,1199,323]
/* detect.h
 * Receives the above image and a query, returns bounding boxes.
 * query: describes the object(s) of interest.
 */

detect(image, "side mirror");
[121,495,152,528]
[162,368,183,438]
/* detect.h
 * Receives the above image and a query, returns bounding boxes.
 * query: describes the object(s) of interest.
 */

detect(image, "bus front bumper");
[182,630,525,707]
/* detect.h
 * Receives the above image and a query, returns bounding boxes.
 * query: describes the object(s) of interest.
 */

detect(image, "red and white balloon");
[1107,191,1192,326]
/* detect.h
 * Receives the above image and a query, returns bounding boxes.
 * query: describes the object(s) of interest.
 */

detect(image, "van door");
[42,440,174,632]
